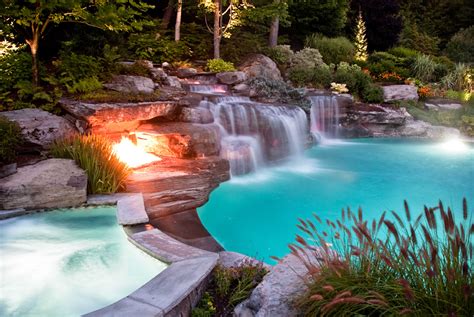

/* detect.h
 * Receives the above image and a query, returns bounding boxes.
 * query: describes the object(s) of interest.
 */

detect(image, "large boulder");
[383,85,419,102]
[104,75,156,94]
[178,107,214,124]
[177,67,198,78]
[60,100,179,134]
[401,119,461,138]
[0,159,87,210]
[235,251,328,317]
[0,109,76,149]
[239,54,282,81]
[216,71,248,85]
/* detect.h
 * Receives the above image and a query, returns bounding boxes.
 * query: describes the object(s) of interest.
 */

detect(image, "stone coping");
[1,193,219,316]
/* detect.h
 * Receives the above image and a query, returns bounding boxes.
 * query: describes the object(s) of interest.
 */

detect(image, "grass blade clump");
[51,134,130,194]
[288,199,473,316]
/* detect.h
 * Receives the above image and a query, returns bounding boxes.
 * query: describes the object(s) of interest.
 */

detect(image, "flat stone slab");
[0,159,87,210]
[84,297,164,317]
[130,256,217,313]
[1,108,76,149]
[86,255,217,317]
[116,193,149,225]
[129,229,215,263]
[60,100,179,133]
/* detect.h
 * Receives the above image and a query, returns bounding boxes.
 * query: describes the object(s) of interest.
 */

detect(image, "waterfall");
[202,97,308,176]
[188,84,228,94]
[309,95,340,138]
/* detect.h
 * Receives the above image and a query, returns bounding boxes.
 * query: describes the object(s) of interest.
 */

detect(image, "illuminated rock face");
[0,159,87,210]
[60,100,180,133]
[135,123,221,159]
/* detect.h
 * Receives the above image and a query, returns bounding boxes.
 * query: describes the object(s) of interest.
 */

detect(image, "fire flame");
[113,136,161,168]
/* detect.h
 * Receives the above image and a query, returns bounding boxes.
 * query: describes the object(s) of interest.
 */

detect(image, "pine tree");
[354,10,368,61]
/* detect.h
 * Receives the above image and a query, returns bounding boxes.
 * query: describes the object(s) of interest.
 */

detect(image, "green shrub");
[445,26,474,63]
[0,117,22,165]
[0,50,32,93]
[12,80,62,111]
[288,67,315,87]
[118,61,152,77]
[56,52,102,83]
[291,199,473,316]
[290,47,325,69]
[367,52,411,79]
[221,32,266,64]
[128,33,192,63]
[312,65,333,88]
[305,34,355,65]
[206,59,236,72]
[411,54,437,83]
[51,134,130,194]
[387,46,420,58]
[361,84,384,103]
[192,262,267,317]
[67,77,103,94]
[265,45,294,68]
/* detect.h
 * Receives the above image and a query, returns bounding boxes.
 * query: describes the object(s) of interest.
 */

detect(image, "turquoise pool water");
[198,139,474,263]
[0,206,166,316]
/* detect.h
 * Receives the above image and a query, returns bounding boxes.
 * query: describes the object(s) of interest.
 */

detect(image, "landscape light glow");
[113,136,161,168]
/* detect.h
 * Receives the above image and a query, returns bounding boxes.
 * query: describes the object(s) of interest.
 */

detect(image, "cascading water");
[309,95,340,139]
[201,96,309,176]
[188,84,228,94]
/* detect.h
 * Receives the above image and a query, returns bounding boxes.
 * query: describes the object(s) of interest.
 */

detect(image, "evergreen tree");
[354,10,368,61]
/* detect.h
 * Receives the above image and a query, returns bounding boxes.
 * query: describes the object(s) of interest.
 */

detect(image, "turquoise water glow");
[0,207,166,316]
[198,139,474,263]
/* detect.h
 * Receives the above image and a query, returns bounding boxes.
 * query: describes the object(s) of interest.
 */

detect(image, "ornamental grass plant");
[51,134,130,194]
[288,199,473,316]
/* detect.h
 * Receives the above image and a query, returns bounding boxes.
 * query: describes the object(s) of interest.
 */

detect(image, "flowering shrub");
[330,82,349,94]
[418,85,433,99]
[379,71,403,82]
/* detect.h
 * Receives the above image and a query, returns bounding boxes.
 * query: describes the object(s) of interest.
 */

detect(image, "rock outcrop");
[216,71,248,85]
[60,100,180,133]
[126,156,230,219]
[0,108,76,149]
[340,103,461,139]
[239,54,282,81]
[104,75,156,94]
[235,253,318,317]
[0,159,87,210]
[382,85,418,102]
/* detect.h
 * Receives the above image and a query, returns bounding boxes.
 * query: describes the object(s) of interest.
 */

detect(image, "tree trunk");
[213,0,221,59]
[175,0,182,42]
[269,16,279,47]
[268,0,280,47]
[28,32,40,87]
[161,0,174,30]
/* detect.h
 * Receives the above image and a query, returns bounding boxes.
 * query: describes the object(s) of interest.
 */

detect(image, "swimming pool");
[0,206,166,316]
[198,139,474,263]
